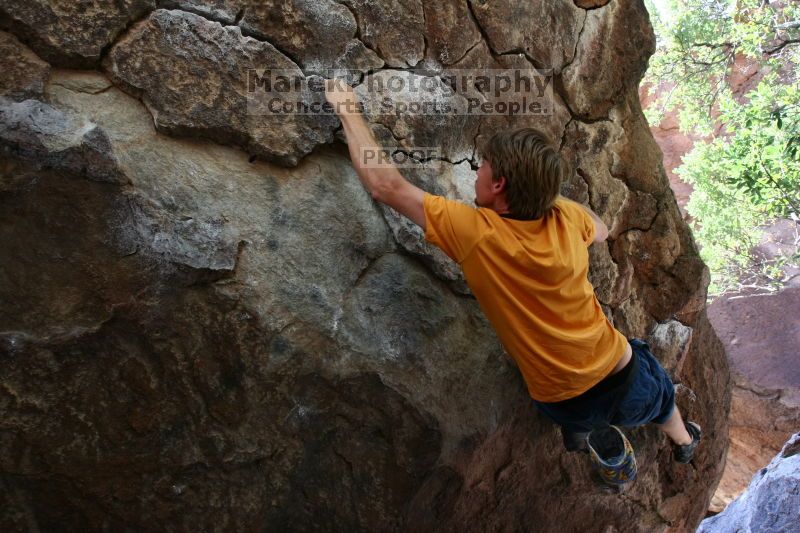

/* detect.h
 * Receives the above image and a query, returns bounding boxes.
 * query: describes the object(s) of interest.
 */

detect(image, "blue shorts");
[533,339,676,433]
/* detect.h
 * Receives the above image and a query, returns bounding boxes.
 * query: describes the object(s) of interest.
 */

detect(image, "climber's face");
[474,158,494,207]
[474,157,507,210]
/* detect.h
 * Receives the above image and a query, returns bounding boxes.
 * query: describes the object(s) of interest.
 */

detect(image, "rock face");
[563,0,656,119]
[0,98,125,184]
[0,1,730,531]
[467,0,584,74]
[0,31,50,100]
[0,0,155,68]
[104,9,338,166]
[697,433,800,533]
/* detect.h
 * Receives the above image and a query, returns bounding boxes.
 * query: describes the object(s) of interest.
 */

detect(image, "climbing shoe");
[586,425,637,486]
[674,421,702,463]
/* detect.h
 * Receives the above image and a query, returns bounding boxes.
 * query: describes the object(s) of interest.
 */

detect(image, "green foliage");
[644,0,800,296]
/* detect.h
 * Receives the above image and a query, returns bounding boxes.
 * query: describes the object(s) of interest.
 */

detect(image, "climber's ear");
[491,175,507,194]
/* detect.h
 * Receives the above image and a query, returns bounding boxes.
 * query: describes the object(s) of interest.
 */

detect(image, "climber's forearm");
[338,112,406,202]
[326,82,426,228]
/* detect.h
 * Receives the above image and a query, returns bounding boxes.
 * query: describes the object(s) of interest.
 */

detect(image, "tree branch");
[759,159,800,217]
[765,38,800,55]
[775,20,800,31]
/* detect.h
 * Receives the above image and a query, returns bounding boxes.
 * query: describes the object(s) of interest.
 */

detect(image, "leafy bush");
[644,0,800,296]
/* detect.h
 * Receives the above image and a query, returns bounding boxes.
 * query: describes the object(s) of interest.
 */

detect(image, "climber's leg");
[657,405,703,463]
[656,406,692,445]
[532,401,595,452]
[560,426,589,453]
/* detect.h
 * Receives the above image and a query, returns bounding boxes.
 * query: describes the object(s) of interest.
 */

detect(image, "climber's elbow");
[593,220,609,243]
[369,169,404,204]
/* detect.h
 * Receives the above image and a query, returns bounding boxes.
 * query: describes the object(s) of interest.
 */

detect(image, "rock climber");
[323,80,702,479]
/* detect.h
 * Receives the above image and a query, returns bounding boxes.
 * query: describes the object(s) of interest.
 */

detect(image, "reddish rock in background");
[639,54,763,220]
[640,52,799,513]
[706,285,800,512]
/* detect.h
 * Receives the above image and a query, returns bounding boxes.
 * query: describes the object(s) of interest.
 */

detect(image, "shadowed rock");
[0,72,520,530]
[0,31,51,100]
[0,98,125,183]
[574,0,611,8]
[104,9,338,166]
[0,0,155,68]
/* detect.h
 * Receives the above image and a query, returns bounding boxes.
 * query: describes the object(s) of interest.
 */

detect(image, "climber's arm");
[559,196,609,243]
[325,80,426,231]
[581,203,609,243]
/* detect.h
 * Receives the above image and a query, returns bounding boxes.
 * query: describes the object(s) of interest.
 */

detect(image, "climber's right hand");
[324,78,360,115]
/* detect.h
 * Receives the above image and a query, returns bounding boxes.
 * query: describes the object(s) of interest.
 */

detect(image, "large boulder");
[698,433,800,533]
[0,1,730,531]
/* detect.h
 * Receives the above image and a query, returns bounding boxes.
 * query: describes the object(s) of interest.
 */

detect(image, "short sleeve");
[423,193,489,263]
[553,197,596,246]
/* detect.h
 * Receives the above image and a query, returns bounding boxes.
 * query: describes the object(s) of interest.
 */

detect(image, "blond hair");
[480,128,566,220]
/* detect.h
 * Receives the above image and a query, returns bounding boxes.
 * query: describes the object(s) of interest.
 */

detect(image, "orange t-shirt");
[423,193,628,402]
